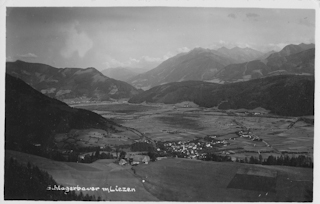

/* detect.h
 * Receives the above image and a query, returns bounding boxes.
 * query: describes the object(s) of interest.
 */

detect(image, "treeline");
[237,154,313,168]
[16,144,117,163]
[5,157,101,200]
[202,153,313,168]
[80,149,115,163]
[202,153,232,162]
[131,142,155,152]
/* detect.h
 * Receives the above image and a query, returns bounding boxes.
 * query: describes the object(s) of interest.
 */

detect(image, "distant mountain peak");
[217,46,229,51]
[231,46,241,50]
[299,42,314,46]
[6,61,141,101]
[190,47,210,53]
[84,67,101,73]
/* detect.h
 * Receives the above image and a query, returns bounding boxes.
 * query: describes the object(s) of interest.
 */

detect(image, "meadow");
[73,102,313,160]
[5,150,158,201]
[6,150,312,201]
[133,158,312,201]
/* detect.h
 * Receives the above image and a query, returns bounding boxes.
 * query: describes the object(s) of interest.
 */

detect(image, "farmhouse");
[119,159,127,165]
[126,154,151,165]
[156,157,167,161]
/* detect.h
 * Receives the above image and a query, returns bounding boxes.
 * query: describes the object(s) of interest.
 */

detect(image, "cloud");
[259,43,288,52]
[60,22,93,58]
[103,53,172,69]
[177,47,191,53]
[6,56,14,62]
[18,53,38,58]
[103,47,193,70]
[227,13,236,19]
[140,56,164,62]
[103,56,128,68]
[209,40,255,50]
[246,13,259,18]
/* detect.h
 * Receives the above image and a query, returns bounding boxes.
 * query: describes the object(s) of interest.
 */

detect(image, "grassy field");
[155,114,204,130]
[54,126,142,148]
[5,150,313,201]
[5,150,158,201]
[71,102,314,159]
[132,158,313,202]
[74,103,160,114]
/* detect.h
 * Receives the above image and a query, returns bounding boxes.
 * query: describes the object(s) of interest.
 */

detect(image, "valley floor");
[74,101,314,161]
[7,101,311,201]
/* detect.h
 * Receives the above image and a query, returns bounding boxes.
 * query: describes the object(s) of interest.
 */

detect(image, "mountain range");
[127,44,315,89]
[216,44,315,82]
[6,60,141,102]
[128,75,314,116]
[5,74,136,151]
[215,46,264,63]
[127,48,237,89]
[267,43,314,59]
[101,67,144,81]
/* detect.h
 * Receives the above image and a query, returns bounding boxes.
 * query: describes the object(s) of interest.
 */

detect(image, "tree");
[5,158,98,200]
[249,156,255,164]
[105,146,112,152]
[259,155,263,164]
[68,151,79,162]
[95,147,100,159]
[119,151,126,160]
[148,151,157,161]
[100,152,108,159]
[266,155,275,165]
[115,147,119,158]
[83,154,92,163]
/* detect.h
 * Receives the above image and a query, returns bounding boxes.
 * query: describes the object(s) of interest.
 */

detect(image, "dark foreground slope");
[5,157,98,200]
[5,74,132,150]
[6,150,158,201]
[129,75,314,116]
[6,60,141,101]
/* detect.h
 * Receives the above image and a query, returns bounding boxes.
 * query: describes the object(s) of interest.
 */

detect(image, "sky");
[6,7,315,71]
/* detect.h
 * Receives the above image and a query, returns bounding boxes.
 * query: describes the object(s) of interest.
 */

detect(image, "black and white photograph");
[1,0,317,202]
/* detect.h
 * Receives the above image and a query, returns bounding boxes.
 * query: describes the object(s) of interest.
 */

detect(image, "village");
[160,136,230,159]
[62,125,269,166]
[114,130,268,167]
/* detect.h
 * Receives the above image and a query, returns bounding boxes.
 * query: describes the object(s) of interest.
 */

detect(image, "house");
[156,157,167,161]
[131,161,140,165]
[231,157,237,162]
[32,143,41,147]
[142,156,149,164]
[126,155,151,165]
[119,159,127,165]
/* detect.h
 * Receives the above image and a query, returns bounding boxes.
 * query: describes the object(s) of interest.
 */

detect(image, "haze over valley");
[4,5,315,202]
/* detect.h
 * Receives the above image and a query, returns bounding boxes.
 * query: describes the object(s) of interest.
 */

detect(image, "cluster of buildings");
[119,154,151,166]
[233,111,265,116]
[162,137,230,159]
[237,130,262,141]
